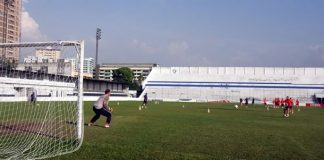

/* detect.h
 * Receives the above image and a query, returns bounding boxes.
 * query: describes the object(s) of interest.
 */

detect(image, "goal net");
[0,40,84,159]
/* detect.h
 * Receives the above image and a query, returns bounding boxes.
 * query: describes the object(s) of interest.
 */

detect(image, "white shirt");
[94,94,109,109]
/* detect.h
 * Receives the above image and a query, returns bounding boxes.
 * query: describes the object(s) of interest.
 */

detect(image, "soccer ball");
[234,105,238,109]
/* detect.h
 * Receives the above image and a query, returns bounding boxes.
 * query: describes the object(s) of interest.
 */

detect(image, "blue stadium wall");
[141,67,324,104]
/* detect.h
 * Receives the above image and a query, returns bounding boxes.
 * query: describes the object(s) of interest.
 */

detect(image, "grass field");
[42,101,324,160]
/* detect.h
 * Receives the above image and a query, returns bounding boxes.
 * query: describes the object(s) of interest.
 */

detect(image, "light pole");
[95,28,101,66]
[95,28,101,79]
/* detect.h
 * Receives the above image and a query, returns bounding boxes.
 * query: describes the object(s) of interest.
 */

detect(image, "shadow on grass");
[83,123,106,128]
[261,115,286,119]
[65,121,107,128]
[200,107,267,112]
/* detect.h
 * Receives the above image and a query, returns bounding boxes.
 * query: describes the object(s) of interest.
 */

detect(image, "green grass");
[41,102,323,159]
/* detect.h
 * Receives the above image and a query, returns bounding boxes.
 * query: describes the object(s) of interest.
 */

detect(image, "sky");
[21,0,324,67]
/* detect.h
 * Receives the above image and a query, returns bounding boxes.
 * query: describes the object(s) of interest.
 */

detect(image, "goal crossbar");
[0,40,82,48]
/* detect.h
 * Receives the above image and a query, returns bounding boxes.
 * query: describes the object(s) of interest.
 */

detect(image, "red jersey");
[285,98,293,106]
[285,98,289,106]
[296,99,299,105]
[289,99,294,106]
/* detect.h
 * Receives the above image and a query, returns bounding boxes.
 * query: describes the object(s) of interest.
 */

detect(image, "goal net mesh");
[0,41,84,159]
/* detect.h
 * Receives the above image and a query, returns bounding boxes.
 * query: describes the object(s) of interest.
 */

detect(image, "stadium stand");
[140,67,324,105]
[0,69,129,102]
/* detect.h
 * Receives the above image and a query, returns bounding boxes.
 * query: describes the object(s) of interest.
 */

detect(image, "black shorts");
[93,106,111,117]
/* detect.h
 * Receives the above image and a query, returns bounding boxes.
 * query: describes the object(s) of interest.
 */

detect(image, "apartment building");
[0,0,21,62]
[96,63,158,81]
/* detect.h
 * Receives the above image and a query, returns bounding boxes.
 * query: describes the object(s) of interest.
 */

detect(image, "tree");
[0,58,17,70]
[129,82,140,90]
[112,67,134,84]
[138,74,145,84]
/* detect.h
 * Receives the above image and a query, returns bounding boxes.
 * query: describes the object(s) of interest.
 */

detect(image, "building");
[65,57,94,78]
[19,48,75,77]
[96,63,159,81]
[22,57,95,78]
[16,59,74,76]
[140,67,324,104]
[35,48,61,62]
[21,46,94,78]
[0,0,22,63]
[23,48,61,63]
[65,58,77,76]
[83,57,94,77]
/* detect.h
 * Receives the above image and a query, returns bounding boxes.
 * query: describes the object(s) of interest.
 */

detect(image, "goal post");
[77,40,84,141]
[0,40,84,159]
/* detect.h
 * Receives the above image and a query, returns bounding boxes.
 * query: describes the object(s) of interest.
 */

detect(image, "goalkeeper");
[88,89,113,128]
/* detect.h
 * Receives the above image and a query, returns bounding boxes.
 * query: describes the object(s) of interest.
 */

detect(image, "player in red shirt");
[296,99,300,111]
[283,96,290,117]
[263,97,267,106]
[280,98,284,108]
[275,98,280,108]
[263,97,269,111]
[289,97,294,115]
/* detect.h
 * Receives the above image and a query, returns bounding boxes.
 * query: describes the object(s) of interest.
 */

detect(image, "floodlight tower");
[95,28,101,79]
[95,28,101,66]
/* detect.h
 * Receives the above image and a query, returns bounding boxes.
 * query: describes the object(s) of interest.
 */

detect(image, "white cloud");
[168,41,189,55]
[21,8,47,42]
[309,44,324,52]
[309,44,324,59]
[131,39,156,54]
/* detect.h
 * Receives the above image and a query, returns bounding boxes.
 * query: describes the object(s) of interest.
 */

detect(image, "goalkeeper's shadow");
[64,121,108,128]
[84,123,107,128]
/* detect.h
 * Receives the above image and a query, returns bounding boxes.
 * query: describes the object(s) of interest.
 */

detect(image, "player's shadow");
[84,123,106,128]
[65,121,77,125]
[205,107,233,111]
[65,121,106,128]
[261,115,289,119]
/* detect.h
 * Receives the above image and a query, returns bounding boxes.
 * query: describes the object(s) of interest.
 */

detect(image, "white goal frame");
[0,40,84,159]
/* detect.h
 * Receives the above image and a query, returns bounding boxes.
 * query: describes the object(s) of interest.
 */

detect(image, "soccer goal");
[0,40,84,159]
